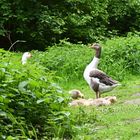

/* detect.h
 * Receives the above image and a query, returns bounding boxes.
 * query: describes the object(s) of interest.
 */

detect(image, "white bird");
[83,43,120,98]
[21,52,32,65]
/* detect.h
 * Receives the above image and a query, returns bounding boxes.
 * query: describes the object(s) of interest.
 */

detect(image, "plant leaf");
[18,81,28,92]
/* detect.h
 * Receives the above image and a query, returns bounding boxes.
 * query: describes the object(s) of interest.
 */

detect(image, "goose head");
[91,43,102,58]
[91,43,101,50]
[22,52,32,65]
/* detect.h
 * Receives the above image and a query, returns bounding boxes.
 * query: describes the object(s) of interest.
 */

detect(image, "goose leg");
[99,92,101,98]
[96,91,100,99]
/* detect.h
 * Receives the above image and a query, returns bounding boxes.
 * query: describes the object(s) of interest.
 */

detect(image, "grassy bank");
[68,77,140,140]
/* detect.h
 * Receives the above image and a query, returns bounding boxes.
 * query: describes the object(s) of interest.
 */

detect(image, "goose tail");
[112,83,121,87]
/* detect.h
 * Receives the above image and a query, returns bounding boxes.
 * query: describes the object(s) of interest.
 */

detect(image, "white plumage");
[21,52,32,65]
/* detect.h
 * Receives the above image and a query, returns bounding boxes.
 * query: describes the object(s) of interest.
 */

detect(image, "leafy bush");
[0,50,75,139]
[107,0,140,34]
[0,0,140,50]
[101,33,140,80]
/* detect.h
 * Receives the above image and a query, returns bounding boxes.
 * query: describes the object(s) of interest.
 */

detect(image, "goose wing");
[89,69,118,86]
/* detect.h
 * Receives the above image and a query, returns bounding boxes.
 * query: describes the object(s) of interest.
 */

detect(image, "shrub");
[31,41,93,83]
[1,0,140,51]
[101,33,140,80]
[0,50,74,139]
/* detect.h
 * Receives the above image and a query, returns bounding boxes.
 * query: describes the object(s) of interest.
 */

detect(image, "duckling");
[69,89,84,99]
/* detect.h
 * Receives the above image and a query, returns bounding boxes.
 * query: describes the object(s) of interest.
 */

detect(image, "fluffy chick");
[69,89,84,99]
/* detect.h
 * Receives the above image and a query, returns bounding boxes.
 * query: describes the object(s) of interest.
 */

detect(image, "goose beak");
[91,43,101,49]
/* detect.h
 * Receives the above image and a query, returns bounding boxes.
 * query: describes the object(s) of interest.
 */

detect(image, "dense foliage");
[0,50,74,139]
[0,0,140,50]
[101,33,140,80]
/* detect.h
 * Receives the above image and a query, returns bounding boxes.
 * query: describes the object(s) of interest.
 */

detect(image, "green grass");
[63,76,140,140]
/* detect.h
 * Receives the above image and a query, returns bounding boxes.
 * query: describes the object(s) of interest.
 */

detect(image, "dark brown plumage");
[89,69,118,86]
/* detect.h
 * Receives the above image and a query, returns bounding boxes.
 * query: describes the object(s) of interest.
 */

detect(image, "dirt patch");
[125,118,140,124]
[124,92,140,105]
[124,98,140,105]
[132,93,140,97]
[133,85,140,89]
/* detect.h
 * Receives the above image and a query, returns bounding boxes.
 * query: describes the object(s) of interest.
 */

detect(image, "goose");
[83,43,120,98]
[69,89,84,99]
[21,52,32,65]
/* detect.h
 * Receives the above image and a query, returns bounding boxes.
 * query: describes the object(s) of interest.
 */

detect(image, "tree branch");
[8,40,26,51]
